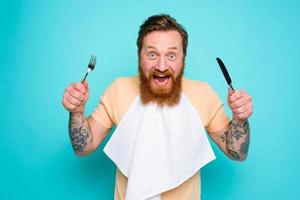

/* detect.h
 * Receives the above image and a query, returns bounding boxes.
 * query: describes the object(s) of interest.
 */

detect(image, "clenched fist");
[62,81,89,113]
[227,88,253,121]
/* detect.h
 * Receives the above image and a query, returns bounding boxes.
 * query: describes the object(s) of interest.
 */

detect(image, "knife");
[216,57,235,91]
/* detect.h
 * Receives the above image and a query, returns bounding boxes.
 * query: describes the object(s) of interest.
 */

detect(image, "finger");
[232,104,249,114]
[235,109,252,120]
[230,98,247,109]
[227,87,234,103]
[69,89,85,101]
[229,91,244,103]
[62,97,77,111]
[229,90,250,104]
[235,105,253,119]
[73,82,87,94]
[228,87,234,96]
[65,87,84,102]
[65,93,82,106]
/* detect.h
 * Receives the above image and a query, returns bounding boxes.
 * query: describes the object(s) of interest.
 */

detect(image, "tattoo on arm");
[220,120,250,160]
[69,112,92,152]
[227,149,240,160]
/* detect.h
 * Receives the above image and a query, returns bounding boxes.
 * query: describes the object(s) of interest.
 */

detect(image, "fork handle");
[81,72,88,83]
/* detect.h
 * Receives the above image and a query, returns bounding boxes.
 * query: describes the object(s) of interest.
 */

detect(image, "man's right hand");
[62,80,89,113]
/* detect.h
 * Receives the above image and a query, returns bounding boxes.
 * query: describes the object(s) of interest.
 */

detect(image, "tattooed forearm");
[227,149,240,160]
[68,112,92,153]
[221,120,250,161]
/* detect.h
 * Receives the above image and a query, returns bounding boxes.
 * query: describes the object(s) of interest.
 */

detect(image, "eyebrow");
[146,46,157,50]
[168,47,178,50]
[145,46,179,50]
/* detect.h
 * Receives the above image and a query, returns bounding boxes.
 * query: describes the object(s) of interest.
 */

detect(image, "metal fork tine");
[90,55,96,65]
[82,55,97,83]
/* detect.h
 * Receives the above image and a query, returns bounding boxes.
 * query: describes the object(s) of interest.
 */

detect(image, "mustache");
[150,69,174,78]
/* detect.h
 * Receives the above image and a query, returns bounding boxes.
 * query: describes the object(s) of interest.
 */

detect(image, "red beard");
[138,65,184,107]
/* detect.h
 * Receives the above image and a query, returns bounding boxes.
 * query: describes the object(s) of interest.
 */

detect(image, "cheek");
[169,60,184,76]
[140,58,155,76]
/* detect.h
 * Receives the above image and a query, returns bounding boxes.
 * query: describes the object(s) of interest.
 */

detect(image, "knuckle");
[239,114,246,119]
[62,100,71,110]
[78,83,84,89]
[73,83,79,89]
[80,94,85,101]
[76,100,82,106]
[242,99,247,105]
[236,107,242,113]
[233,102,239,108]
[72,90,83,100]
[70,90,77,97]
[69,105,76,110]
[233,109,239,115]
[238,108,245,114]
[230,103,236,110]
[68,87,74,94]
[230,96,235,102]
[74,83,82,91]
[67,96,74,103]
[69,97,77,104]
[81,86,87,93]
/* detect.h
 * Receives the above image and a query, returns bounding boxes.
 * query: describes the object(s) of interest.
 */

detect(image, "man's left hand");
[227,88,253,121]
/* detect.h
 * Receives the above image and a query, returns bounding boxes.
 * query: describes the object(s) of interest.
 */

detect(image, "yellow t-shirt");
[91,76,230,200]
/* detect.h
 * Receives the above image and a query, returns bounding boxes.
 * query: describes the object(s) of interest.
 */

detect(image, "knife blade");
[216,57,235,91]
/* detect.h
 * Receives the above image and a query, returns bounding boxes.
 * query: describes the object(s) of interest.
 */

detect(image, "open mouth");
[153,74,170,85]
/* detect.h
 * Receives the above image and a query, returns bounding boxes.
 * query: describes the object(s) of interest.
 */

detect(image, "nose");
[155,57,168,71]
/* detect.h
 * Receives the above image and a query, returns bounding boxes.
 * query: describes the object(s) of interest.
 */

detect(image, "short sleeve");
[90,80,119,129]
[205,85,231,133]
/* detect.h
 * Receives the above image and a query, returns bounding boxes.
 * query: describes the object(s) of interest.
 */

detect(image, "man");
[62,14,253,200]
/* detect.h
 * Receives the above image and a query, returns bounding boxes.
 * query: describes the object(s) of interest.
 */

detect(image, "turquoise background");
[1,0,299,199]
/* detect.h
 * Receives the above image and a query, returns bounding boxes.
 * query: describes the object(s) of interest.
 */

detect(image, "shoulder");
[106,76,139,107]
[182,77,227,129]
[100,76,139,125]
[111,76,139,89]
[105,76,139,94]
[182,77,215,97]
[182,77,223,112]
[117,76,139,87]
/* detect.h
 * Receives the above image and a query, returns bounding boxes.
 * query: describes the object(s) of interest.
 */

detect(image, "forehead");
[142,30,183,50]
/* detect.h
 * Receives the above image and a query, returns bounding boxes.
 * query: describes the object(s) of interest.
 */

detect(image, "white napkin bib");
[103,94,215,200]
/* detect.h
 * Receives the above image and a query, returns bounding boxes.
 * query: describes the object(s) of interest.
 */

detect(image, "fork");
[81,55,96,83]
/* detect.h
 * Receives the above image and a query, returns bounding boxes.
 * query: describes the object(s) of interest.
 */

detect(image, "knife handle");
[229,84,235,92]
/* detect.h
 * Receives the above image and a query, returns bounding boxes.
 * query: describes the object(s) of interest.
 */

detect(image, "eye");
[148,52,157,60]
[167,53,176,61]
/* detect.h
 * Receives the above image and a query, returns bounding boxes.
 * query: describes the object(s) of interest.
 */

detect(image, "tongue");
[156,77,167,82]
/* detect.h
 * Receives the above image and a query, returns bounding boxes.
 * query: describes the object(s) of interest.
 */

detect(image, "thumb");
[82,80,89,91]
[228,87,234,96]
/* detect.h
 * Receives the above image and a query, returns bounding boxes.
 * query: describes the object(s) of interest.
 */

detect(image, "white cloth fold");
[103,94,215,200]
